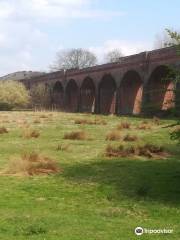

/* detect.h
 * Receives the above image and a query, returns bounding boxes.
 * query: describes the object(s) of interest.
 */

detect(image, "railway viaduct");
[22,46,180,115]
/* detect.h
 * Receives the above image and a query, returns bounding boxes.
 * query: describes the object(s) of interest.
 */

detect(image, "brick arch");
[99,74,117,114]
[65,79,79,112]
[119,70,143,115]
[80,77,96,113]
[147,65,175,111]
[52,81,64,109]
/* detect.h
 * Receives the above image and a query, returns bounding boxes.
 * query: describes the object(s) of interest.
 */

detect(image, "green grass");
[0,111,179,239]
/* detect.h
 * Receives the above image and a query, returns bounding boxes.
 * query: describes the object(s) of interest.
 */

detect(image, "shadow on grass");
[63,157,180,205]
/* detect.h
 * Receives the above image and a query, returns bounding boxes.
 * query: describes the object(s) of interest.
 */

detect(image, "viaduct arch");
[80,77,96,113]
[119,70,143,115]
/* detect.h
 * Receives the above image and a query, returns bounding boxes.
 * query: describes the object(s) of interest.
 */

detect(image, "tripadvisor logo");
[135,227,144,236]
[135,226,173,236]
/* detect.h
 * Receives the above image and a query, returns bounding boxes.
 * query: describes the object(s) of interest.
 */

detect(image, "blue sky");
[0,0,179,76]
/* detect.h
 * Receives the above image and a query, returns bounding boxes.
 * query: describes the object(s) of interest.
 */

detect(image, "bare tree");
[50,48,97,71]
[105,49,123,63]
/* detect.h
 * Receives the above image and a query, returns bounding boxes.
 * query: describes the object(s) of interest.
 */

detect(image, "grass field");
[0,111,179,240]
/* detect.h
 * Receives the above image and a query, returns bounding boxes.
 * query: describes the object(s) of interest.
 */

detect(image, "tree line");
[50,48,123,71]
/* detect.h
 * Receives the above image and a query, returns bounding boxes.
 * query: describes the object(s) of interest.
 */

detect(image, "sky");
[0,0,179,76]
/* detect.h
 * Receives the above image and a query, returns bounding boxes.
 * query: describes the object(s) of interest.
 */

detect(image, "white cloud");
[89,39,153,63]
[0,2,13,19]
[0,0,127,76]
[0,0,124,22]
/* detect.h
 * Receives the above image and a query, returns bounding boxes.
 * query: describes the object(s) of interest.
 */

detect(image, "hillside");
[0,71,45,81]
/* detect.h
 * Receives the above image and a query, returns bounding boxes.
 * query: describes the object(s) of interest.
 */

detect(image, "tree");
[30,83,52,109]
[0,80,30,110]
[105,49,123,63]
[50,48,97,71]
[154,29,180,49]
[165,29,180,144]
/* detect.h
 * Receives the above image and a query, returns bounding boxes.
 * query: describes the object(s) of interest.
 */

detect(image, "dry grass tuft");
[94,118,107,125]
[137,123,151,130]
[117,122,131,130]
[105,144,128,158]
[2,152,60,176]
[123,134,138,142]
[153,116,160,125]
[106,130,121,141]
[105,144,168,158]
[74,119,93,125]
[56,144,70,151]
[33,119,41,124]
[39,114,49,119]
[64,130,88,140]
[0,127,8,134]
[22,129,40,139]
[134,144,166,158]
[74,118,107,125]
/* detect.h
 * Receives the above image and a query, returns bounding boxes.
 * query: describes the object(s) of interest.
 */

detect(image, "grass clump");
[137,123,151,130]
[2,152,60,176]
[33,119,41,124]
[74,118,93,125]
[74,118,107,125]
[105,144,128,157]
[0,127,8,134]
[153,116,161,125]
[117,122,131,130]
[22,129,40,139]
[105,144,167,158]
[106,130,121,141]
[56,144,70,151]
[123,134,138,142]
[64,130,88,140]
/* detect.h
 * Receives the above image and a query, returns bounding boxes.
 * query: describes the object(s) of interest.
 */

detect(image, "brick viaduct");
[22,46,180,115]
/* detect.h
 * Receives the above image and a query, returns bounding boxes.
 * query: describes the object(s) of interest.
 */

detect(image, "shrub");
[0,102,13,111]
[0,80,30,110]
[2,152,60,176]
[64,130,88,140]
[106,130,121,141]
